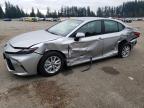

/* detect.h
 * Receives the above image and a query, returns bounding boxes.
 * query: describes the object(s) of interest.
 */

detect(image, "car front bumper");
[3,52,42,76]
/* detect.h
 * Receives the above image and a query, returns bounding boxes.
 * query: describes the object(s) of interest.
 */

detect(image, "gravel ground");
[0,21,144,108]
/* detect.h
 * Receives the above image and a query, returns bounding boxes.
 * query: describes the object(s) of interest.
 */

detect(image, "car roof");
[70,17,111,21]
[69,17,127,26]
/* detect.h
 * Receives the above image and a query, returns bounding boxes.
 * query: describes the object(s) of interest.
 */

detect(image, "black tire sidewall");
[38,51,65,76]
[118,43,131,58]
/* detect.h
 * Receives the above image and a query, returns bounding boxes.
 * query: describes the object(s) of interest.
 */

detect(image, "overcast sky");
[0,0,135,14]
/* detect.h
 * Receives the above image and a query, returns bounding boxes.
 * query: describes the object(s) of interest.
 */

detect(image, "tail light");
[134,32,140,38]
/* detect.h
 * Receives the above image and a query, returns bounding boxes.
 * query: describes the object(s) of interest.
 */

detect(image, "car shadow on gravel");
[12,74,43,81]
[61,56,118,75]
[61,67,74,76]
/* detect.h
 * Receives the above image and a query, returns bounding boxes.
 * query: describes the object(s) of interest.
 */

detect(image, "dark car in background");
[3,18,12,21]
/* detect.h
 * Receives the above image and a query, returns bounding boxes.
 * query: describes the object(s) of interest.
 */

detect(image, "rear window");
[118,23,125,31]
[104,20,119,33]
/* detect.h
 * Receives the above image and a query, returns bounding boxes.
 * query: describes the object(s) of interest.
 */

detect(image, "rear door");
[102,20,125,55]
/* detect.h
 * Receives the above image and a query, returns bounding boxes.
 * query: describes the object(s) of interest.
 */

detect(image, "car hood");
[9,30,62,48]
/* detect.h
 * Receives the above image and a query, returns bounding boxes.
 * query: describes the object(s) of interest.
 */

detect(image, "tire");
[118,43,131,58]
[38,51,65,76]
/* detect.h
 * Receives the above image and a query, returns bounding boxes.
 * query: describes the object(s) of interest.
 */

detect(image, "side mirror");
[74,32,85,41]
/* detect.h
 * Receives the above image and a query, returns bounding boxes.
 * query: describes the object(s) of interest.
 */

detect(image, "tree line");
[0,2,95,18]
[0,1,144,19]
[97,0,144,17]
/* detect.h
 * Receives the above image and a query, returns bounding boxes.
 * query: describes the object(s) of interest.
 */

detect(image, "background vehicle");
[121,18,132,23]
[3,17,140,76]
[22,17,38,22]
[3,18,12,21]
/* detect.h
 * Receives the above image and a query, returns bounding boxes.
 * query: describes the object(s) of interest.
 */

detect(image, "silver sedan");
[3,17,140,76]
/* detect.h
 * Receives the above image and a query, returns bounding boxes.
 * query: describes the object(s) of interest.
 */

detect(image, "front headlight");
[15,47,38,54]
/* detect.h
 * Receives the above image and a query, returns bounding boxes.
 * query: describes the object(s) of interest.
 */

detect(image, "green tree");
[46,7,50,17]
[0,5,4,18]
[97,8,103,17]
[4,2,26,18]
[30,8,35,17]
[36,9,44,18]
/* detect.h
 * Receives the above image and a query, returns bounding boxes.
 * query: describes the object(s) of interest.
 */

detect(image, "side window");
[77,21,102,37]
[104,20,118,33]
[118,23,125,31]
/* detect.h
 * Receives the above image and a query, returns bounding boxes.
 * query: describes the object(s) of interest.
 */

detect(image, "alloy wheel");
[44,56,62,74]
[122,45,130,58]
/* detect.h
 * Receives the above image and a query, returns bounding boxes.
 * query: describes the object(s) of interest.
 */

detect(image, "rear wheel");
[38,51,65,76]
[118,43,131,58]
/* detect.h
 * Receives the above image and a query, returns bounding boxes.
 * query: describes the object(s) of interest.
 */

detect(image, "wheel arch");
[37,50,67,75]
[43,50,67,59]
[118,40,131,50]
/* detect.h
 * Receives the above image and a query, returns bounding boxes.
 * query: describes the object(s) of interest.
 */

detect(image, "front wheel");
[38,51,65,76]
[118,43,131,58]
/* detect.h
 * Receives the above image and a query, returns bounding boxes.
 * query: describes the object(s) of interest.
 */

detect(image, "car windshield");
[47,19,83,36]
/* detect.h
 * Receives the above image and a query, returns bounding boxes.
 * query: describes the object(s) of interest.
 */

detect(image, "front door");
[68,20,103,64]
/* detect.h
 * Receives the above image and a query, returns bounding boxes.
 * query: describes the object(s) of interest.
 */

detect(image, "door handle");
[97,37,102,40]
[99,37,102,39]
